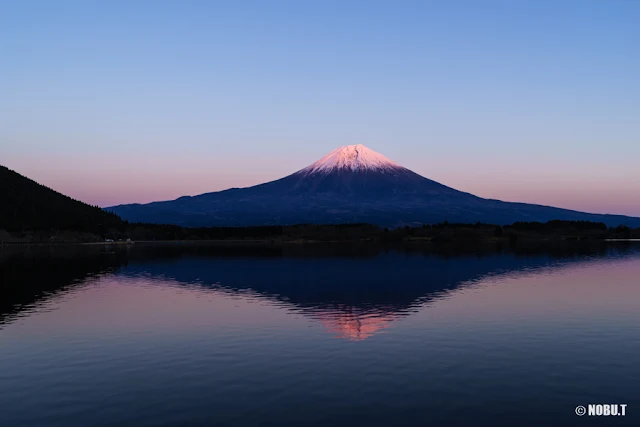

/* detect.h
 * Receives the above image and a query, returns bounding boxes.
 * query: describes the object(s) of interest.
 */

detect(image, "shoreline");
[2,237,640,247]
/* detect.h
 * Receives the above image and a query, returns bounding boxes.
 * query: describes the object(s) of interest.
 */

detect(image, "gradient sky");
[1,0,639,215]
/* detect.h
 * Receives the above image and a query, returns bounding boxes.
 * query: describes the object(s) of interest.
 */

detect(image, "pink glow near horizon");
[5,151,640,216]
[3,1,639,217]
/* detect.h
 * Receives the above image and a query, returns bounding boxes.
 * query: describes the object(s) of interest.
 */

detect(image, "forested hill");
[0,165,123,233]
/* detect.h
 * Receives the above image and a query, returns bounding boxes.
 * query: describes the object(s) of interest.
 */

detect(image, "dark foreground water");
[1,243,639,427]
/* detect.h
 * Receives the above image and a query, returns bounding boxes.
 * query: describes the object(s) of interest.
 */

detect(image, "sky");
[1,0,639,215]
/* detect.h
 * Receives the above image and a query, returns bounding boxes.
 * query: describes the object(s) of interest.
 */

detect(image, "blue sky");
[1,0,639,214]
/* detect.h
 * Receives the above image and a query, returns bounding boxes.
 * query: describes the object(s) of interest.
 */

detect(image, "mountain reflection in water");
[2,242,640,427]
[2,242,639,341]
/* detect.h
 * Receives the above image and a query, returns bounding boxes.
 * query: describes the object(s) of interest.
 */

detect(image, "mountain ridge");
[107,145,640,228]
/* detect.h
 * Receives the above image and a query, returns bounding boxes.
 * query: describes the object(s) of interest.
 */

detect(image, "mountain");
[108,144,640,228]
[0,165,123,233]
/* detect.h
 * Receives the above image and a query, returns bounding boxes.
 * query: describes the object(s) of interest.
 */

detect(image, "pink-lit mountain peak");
[300,144,402,174]
[109,144,640,228]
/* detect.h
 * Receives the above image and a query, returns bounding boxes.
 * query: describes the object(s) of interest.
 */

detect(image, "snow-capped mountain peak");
[300,144,402,174]
[108,142,640,228]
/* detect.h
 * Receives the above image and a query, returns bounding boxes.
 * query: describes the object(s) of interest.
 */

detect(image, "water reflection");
[0,247,127,326]
[315,310,399,340]
[2,243,640,427]
[2,242,639,340]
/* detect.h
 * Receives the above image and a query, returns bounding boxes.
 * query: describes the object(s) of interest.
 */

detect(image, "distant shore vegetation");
[1,220,638,245]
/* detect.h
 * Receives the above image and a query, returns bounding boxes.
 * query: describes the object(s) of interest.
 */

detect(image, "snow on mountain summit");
[300,144,402,174]
[108,141,640,228]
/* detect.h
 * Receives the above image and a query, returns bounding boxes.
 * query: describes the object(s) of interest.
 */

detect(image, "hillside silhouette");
[0,165,123,235]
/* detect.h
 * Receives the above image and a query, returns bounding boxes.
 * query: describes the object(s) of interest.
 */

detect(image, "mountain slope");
[108,145,640,228]
[0,165,123,232]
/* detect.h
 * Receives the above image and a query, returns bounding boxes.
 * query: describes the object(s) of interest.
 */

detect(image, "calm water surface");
[1,243,639,426]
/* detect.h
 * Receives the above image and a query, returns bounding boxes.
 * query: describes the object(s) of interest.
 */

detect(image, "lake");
[1,242,638,426]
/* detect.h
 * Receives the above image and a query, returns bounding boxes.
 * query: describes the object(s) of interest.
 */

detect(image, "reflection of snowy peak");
[108,144,640,228]
[300,144,402,174]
